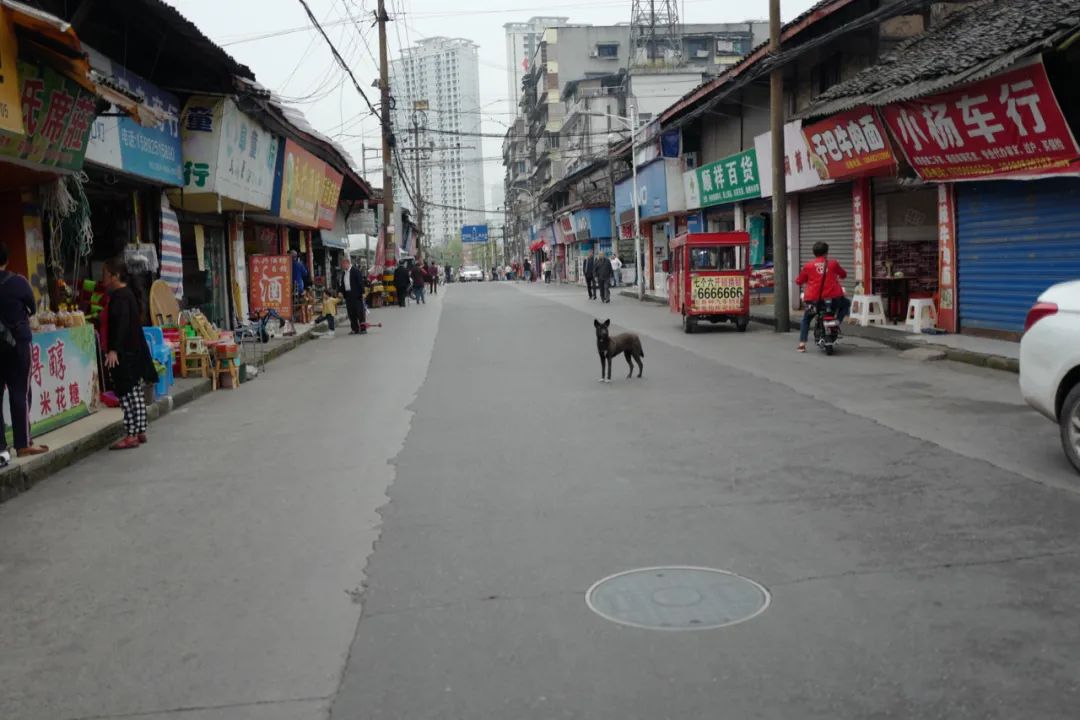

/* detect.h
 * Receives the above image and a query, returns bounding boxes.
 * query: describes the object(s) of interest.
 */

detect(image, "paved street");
[3,282,1080,719]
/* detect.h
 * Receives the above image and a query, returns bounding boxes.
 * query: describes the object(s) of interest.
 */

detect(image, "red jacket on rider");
[796,257,847,301]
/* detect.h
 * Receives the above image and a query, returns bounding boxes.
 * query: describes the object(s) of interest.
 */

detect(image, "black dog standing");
[594,319,644,383]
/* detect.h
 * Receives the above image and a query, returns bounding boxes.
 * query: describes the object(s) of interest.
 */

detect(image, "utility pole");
[769,0,790,332]
[410,105,427,259]
[376,0,395,267]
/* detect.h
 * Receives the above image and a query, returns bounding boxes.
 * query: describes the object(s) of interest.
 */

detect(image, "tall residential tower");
[390,37,484,246]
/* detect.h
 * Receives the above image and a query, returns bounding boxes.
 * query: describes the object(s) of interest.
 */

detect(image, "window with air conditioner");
[595,43,618,59]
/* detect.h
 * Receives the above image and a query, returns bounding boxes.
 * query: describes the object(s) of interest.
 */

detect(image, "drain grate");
[585,566,770,630]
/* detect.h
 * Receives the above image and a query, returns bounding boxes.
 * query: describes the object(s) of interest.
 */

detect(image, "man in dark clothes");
[341,257,367,334]
[583,249,597,300]
[427,262,438,295]
[393,262,410,307]
[596,251,614,303]
[0,244,47,462]
[411,262,427,304]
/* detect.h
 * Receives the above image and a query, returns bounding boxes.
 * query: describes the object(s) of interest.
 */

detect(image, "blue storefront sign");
[572,207,612,242]
[637,160,670,220]
[84,47,183,185]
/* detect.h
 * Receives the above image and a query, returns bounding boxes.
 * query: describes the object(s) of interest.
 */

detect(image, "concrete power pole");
[377,0,395,266]
[411,106,427,259]
[769,0,790,332]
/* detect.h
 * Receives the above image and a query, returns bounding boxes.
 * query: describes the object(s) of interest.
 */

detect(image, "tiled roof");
[800,0,1080,118]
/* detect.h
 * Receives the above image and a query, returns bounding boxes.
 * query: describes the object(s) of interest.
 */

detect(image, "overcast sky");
[170,0,819,206]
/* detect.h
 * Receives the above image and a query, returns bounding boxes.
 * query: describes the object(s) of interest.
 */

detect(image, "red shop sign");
[803,109,898,181]
[248,255,293,319]
[881,59,1080,181]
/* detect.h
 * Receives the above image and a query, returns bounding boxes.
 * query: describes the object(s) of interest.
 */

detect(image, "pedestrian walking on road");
[102,256,158,451]
[0,243,47,464]
[596,251,613,303]
[583,249,597,300]
[427,262,438,295]
[524,259,532,282]
[341,257,367,334]
[411,262,427,304]
[543,259,552,284]
[393,262,409,308]
[445,264,452,284]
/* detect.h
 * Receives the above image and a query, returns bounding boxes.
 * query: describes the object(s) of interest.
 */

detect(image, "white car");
[459,265,483,282]
[1020,280,1080,472]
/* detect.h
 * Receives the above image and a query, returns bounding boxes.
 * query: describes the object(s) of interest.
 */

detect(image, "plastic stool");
[905,298,939,333]
[850,294,887,326]
[212,357,239,390]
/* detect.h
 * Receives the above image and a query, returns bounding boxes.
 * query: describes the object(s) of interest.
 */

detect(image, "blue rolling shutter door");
[957,179,1080,334]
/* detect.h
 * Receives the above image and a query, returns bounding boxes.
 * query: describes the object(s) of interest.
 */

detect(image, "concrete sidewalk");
[620,288,1020,373]
[0,324,317,504]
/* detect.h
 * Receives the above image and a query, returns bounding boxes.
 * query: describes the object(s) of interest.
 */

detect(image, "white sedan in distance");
[1020,280,1080,473]
[458,265,484,282]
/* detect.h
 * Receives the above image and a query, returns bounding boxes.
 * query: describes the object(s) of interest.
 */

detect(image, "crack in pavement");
[58,695,330,720]
[360,589,589,620]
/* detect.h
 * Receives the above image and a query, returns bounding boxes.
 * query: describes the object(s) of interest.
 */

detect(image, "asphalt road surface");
[2,281,1079,720]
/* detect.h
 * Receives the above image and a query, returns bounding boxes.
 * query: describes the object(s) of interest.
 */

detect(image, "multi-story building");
[391,37,485,247]
[504,17,570,112]
[504,21,767,273]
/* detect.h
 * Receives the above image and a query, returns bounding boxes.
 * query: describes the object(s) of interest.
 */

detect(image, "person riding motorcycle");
[795,241,851,353]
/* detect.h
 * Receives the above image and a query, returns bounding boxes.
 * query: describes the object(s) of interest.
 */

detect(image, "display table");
[2,326,101,443]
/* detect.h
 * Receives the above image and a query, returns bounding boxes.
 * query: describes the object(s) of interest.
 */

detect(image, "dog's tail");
[634,337,644,356]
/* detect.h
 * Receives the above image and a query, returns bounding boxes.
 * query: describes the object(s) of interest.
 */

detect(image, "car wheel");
[682,311,695,334]
[735,317,749,333]
[1059,384,1080,474]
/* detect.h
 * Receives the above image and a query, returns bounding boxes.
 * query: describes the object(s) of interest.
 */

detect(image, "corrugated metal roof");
[799,0,1080,118]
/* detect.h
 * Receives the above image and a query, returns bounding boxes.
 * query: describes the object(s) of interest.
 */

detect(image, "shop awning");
[529,240,545,252]
[319,231,349,250]
[3,1,141,121]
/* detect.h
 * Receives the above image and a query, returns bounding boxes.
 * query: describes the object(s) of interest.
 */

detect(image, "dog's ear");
[594,319,601,328]
[603,319,611,328]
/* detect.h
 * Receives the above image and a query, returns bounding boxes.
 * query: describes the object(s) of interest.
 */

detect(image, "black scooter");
[807,298,842,355]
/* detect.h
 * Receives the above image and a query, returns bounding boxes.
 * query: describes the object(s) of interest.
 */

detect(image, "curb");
[748,309,1020,374]
[0,328,314,505]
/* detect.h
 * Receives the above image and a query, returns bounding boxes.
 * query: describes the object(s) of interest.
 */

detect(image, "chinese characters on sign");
[936,185,958,332]
[2,327,99,440]
[0,61,97,172]
[803,109,897,181]
[318,166,344,230]
[852,180,872,289]
[276,140,324,226]
[248,255,293,319]
[881,59,1080,181]
[689,149,762,208]
[755,121,832,198]
[0,8,24,136]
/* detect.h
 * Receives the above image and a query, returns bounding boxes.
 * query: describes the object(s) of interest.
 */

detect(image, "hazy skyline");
[170,0,820,210]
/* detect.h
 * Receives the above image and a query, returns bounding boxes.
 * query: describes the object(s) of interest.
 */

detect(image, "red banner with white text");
[881,58,1080,181]
[803,109,898,181]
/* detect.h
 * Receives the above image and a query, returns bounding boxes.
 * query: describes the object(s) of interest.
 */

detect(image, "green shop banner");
[0,60,98,172]
[683,149,762,209]
[2,326,100,444]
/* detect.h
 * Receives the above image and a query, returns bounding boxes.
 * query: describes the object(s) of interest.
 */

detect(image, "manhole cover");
[586,566,770,630]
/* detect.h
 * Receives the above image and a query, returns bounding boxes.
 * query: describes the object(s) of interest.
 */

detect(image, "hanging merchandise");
[160,195,184,299]
[41,172,94,273]
[124,244,159,273]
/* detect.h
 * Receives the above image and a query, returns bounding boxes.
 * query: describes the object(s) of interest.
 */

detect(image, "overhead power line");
[294,0,381,122]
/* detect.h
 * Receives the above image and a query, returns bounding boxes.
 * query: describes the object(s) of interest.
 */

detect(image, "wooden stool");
[180,336,209,379]
[212,357,239,390]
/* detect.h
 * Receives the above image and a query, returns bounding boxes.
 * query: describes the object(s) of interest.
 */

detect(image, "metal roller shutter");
[957,179,1080,334]
[798,184,855,294]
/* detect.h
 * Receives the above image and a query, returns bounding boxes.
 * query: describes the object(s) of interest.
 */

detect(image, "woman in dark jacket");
[102,256,158,450]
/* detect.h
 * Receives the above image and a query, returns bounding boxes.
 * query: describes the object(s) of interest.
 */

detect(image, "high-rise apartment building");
[390,37,484,246]
[504,17,569,111]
